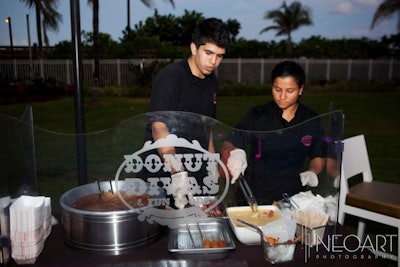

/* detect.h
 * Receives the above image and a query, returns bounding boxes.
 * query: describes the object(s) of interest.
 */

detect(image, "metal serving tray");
[168,218,235,260]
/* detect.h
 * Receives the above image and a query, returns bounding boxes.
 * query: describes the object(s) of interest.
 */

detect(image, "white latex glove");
[333,175,340,188]
[170,171,195,209]
[227,149,247,184]
[300,171,319,187]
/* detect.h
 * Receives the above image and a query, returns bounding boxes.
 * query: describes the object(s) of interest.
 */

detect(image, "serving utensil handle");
[238,175,258,212]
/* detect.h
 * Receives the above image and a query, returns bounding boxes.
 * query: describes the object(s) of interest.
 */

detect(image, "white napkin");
[324,194,338,221]
[290,191,326,215]
[289,191,338,222]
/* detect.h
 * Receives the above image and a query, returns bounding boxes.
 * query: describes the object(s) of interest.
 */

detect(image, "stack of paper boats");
[9,195,52,265]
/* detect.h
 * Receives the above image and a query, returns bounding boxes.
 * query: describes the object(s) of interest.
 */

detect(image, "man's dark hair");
[192,18,230,49]
[271,61,306,88]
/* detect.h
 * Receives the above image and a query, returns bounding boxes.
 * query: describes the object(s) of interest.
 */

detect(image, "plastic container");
[262,237,297,264]
[226,205,283,245]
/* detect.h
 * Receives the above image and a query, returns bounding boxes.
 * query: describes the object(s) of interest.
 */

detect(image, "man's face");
[190,42,226,78]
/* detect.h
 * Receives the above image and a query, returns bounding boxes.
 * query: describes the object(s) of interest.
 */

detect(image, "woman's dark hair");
[271,61,306,88]
[191,18,230,49]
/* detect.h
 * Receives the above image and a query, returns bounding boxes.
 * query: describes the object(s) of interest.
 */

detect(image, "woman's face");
[190,42,226,78]
[272,76,303,111]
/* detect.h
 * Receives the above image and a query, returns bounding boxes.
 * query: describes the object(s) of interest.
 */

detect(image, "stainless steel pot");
[60,180,164,255]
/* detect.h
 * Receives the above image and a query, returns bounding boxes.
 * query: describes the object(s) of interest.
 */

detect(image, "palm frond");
[370,0,400,31]
[260,1,312,57]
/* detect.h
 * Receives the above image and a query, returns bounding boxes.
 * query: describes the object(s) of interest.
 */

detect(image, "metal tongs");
[95,180,104,198]
[186,223,196,248]
[238,175,258,213]
[282,193,300,210]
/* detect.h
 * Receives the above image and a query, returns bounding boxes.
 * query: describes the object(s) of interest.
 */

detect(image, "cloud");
[353,0,378,7]
[332,2,352,14]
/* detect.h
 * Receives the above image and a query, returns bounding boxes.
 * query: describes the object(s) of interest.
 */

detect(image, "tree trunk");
[286,33,293,58]
[127,0,130,30]
[35,4,43,60]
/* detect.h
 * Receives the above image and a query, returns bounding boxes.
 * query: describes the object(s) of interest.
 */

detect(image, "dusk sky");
[0,0,398,47]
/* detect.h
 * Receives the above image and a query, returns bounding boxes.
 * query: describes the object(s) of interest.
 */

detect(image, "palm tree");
[87,0,100,93]
[226,19,241,42]
[20,0,62,59]
[127,0,175,30]
[370,0,400,32]
[260,1,312,58]
[40,0,62,46]
[88,0,175,97]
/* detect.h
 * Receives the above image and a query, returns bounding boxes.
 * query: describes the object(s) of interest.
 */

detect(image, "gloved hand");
[170,171,195,209]
[227,149,247,184]
[300,171,319,187]
[333,175,340,188]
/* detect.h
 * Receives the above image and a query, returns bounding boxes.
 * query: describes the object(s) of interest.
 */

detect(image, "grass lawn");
[3,91,398,180]
[1,91,399,184]
[1,91,399,182]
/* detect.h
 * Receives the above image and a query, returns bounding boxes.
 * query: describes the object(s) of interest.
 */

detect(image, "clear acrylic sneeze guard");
[1,109,344,257]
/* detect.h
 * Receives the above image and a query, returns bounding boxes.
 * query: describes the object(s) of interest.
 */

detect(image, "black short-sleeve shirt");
[147,58,218,148]
[228,101,326,204]
[149,57,218,118]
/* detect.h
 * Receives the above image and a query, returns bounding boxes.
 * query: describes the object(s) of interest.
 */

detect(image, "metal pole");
[70,0,87,185]
[5,17,14,59]
[26,14,33,78]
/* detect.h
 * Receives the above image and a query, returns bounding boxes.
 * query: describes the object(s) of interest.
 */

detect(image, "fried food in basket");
[265,236,280,244]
